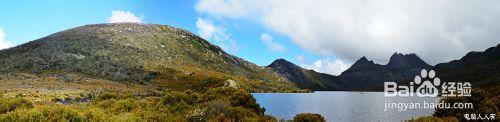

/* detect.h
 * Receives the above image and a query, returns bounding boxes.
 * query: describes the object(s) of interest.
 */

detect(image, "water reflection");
[252,91,440,121]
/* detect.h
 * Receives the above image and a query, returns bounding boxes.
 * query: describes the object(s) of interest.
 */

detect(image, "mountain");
[267,53,431,91]
[435,44,500,87]
[339,53,431,90]
[268,43,500,91]
[386,53,431,79]
[339,56,395,90]
[267,59,348,90]
[0,23,299,92]
[387,53,430,69]
[4,23,495,93]
[344,56,385,72]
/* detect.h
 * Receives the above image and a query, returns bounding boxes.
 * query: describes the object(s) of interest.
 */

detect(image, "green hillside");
[0,23,300,93]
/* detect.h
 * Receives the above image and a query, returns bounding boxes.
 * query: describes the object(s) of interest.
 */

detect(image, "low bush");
[0,87,319,121]
[0,105,82,121]
[433,88,498,120]
[0,96,33,114]
[293,113,325,122]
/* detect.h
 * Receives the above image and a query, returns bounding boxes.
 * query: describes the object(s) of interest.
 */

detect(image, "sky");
[1,0,499,75]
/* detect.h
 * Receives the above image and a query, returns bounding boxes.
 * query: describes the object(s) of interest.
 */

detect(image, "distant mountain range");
[269,45,499,91]
[435,44,500,87]
[0,23,498,92]
[268,53,431,91]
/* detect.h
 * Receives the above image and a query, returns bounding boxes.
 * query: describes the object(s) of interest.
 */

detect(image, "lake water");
[252,91,440,122]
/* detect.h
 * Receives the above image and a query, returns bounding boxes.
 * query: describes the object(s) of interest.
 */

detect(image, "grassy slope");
[0,23,299,93]
[0,23,306,121]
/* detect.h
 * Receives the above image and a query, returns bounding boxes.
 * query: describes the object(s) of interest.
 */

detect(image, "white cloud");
[196,17,238,52]
[295,55,305,62]
[196,0,248,18]
[196,0,500,65]
[107,10,143,23]
[261,33,286,53]
[0,28,12,50]
[298,57,350,75]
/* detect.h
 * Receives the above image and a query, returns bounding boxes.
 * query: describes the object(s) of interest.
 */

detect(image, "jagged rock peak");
[344,56,380,72]
[354,56,374,65]
[387,52,430,69]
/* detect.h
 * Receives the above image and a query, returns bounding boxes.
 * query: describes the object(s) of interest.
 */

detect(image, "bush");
[0,97,33,114]
[0,87,272,121]
[96,92,120,100]
[201,87,265,115]
[258,115,277,122]
[0,105,83,121]
[293,113,325,122]
[434,89,498,120]
[81,108,107,121]
[161,90,199,105]
[112,98,138,112]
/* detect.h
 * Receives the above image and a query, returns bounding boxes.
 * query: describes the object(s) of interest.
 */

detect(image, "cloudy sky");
[1,0,499,75]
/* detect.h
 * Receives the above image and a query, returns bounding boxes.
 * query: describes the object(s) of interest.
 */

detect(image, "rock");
[225,79,239,89]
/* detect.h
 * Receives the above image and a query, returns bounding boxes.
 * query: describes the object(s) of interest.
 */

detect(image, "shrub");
[96,92,120,100]
[40,105,83,120]
[0,97,33,114]
[258,115,277,122]
[81,108,107,121]
[8,98,33,110]
[201,87,265,115]
[199,101,228,120]
[170,101,191,114]
[434,89,498,120]
[161,90,199,105]
[201,101,257,121]
[293,113,325,122]
[0,87,272,121]
[0,105,83,121]
[112,98,138,112]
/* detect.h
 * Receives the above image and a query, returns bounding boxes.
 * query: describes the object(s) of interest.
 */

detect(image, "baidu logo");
[384,69,471,97]
[414,69,440,97]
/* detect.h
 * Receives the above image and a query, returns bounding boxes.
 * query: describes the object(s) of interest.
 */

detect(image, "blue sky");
[1,0,499,75]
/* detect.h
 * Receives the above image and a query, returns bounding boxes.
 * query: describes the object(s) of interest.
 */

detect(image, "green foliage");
[433,88,498,120]
[0,105,83,121]
[0,96,33,114]
[293,113,325,122]
[258,115,278,122]
[95,92,121,100]
[0,87,274,121]
[201,87,265,115]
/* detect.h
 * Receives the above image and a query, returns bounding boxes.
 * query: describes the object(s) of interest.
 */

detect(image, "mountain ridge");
[267,58,348,90]
[0,23,300,92]
[435,44,500,86]
[1,23,497,92]
[269,52,432,91]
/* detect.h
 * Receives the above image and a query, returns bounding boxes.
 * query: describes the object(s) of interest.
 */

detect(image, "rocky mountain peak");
[345,56,379,71]
[358,56,369,63]
[269,58,294,67]
[387,52,430,69]
[268,58,302,73]
[267,58,346,90]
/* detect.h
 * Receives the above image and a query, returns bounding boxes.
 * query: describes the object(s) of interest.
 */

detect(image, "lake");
[252,91,440,122]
